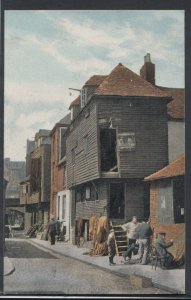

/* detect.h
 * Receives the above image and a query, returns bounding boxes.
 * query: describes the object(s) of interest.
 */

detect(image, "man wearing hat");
[46,214,59,245]
[107,229,116,266]
[155,232,174,268]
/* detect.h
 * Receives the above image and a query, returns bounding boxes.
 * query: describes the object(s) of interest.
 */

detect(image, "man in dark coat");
[137,218,153,265]
[47,215,58,245]
[155,232,174,268]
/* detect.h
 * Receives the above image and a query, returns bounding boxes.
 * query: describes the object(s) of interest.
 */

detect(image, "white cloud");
[5,81,72,106]
[17,33,110,74]
[4,127,35,161]
[15,110,58,129]
[4,10,184,161]
[4,107,71,161]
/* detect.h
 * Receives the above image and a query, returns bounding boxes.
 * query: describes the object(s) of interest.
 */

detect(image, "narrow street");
[4,239,169,295]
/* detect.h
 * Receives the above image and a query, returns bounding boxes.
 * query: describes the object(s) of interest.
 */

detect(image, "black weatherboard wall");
[97,97,169,178]
[66,101,99,188]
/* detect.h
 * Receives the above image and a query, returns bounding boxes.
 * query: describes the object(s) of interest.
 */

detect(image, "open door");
[110,183,125,219]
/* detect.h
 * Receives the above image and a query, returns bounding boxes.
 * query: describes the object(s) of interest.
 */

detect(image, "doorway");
[110,183,125,219]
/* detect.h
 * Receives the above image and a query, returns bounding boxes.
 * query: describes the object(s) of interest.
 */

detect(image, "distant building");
[4,158,25,199]
[50,113,71,241]
[25,139,35,176]
[4,158,25,227]
[20,130,51,229]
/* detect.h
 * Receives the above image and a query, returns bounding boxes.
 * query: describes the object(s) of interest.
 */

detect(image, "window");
[81,88,87,108]
[100,128,118,172]
[173,177,184,223]
[30,158,41,193]
[86,187,91,199]
[118,132,136,150]
[59,127,67,160]
[62,195,66,220]
[57,196,60,219]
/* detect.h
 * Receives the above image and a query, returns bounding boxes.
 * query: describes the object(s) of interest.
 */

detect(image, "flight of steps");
[112,224,127,256]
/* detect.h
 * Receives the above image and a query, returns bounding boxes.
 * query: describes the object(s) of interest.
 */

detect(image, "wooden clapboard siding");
[66,102,99,188]
[97,97,168,179]
[75,181,108,219]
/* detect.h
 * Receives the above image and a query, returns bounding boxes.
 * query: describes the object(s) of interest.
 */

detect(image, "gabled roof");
[144,155,185,181]
[35,129,51,139]
[94,63,171,98]
[59,113,71,125]
[69,95,80,108]
[84,75,108,86]
[157,86,184,119]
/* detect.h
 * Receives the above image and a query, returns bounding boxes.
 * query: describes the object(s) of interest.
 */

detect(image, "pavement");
[22,238,185,294]
[4,256,15,276]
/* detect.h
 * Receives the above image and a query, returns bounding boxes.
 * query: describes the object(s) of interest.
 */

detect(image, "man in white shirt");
[121,216,139,262]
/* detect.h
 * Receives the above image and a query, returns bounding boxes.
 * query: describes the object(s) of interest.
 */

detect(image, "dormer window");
[81,87,87,108]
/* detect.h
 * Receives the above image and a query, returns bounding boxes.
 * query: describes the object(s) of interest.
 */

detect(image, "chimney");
[140,53,155,85]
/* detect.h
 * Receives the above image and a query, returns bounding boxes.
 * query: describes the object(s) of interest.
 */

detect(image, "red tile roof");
[69,95,80,108]
[94,63,171,98]
[157,86,184,119]
[84,75,108,86]
[144,155,185,181]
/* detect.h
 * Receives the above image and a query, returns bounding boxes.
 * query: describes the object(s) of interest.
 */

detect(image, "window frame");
[81,87,87,108]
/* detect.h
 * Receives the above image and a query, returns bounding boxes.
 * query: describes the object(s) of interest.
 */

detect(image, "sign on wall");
[118,132,136,150]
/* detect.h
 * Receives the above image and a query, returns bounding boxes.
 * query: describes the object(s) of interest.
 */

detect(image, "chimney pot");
[144,53,151,63]
[140,53,155,85]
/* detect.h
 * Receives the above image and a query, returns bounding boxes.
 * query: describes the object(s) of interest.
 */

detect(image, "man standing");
[137,218,153,265]
[121,216,139,262]
[47,215,58,245]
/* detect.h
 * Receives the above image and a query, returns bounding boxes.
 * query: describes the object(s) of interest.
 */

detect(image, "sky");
[4,10,184,161]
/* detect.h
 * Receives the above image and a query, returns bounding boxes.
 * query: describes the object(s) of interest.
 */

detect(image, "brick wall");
[50,127,65,217]
[150,182,184,259]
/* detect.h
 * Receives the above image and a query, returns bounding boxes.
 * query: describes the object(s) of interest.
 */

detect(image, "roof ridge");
[93,63,171,98]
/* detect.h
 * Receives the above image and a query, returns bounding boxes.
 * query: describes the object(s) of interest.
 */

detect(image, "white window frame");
[81,88,87,108]
[61,195,66,220]
[57,195,60,220]
[86,186,91,200]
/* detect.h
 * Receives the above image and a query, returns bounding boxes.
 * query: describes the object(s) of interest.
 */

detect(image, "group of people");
[107,216,175,268]
[47,214,176,269]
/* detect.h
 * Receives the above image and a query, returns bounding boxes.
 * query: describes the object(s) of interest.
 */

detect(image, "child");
[107,229,116,266]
